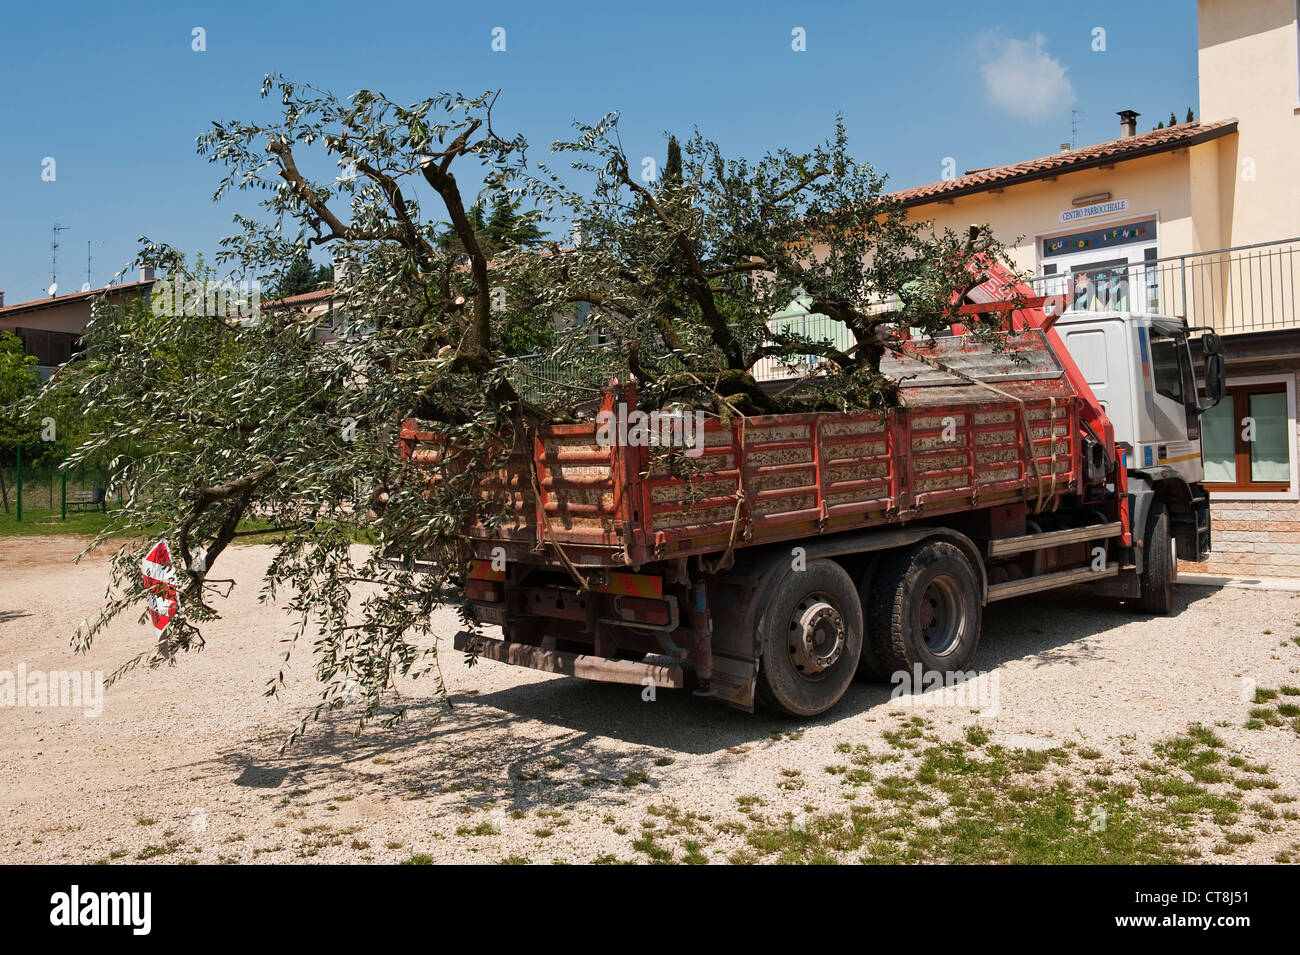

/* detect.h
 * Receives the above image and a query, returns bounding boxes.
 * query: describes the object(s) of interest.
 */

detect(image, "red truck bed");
[402,328,1083,570]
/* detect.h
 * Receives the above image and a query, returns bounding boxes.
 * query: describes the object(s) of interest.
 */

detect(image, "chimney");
[1117,109,1139,139]
[570,219,585,248]
[333,256,360,289]
[0,291,5,307]
[140,265,155,283]
[1059,143,1072,153]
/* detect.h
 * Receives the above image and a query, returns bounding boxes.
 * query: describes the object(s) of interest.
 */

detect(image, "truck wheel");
[867,541,981,678]
[1137,506,1176,615]
[756,559,863,717]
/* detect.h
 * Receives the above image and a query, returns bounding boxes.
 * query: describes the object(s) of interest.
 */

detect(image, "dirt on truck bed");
[1,539,1298,864]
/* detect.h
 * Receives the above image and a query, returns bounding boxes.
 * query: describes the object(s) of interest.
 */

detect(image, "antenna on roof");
[50,223,69,296]
[1070,110,1083,149]
[86,240,92,290]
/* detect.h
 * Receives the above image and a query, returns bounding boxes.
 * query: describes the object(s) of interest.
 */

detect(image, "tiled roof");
[264,287,338,308]
[889,119,1237,207]
[0,279,156,317]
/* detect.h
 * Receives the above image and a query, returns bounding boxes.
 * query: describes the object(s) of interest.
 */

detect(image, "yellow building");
[873,0,1300,578]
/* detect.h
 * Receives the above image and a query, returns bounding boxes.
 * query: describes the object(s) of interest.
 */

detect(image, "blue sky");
[0,0,1199,303]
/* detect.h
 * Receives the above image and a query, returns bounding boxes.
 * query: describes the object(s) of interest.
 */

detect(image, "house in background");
[784,0,1300,578]
[0,268,157,379]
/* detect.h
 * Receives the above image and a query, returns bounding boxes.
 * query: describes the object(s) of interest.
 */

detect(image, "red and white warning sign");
[141,540,179,634]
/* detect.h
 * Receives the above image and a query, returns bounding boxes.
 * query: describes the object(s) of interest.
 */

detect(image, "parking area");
[1,538,1298,864]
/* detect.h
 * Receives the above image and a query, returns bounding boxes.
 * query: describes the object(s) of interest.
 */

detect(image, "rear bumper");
[452,631,686,689]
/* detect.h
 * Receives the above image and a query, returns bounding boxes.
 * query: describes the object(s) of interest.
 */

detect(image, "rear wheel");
[756,559,863,717]
[867,540,982,677]
[1137,505,1176,615]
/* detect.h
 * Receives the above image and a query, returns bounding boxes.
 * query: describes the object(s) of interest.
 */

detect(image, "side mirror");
[1201,352,1226,410]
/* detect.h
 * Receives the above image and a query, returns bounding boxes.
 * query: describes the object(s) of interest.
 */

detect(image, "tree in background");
[271,249,331,299]
[662,135,683,186]
[0,331,41,512]
[484,193,544,250]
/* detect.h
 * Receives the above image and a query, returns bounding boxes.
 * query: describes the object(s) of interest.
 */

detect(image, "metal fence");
[0,463,116,519]
[506,344,625,405]
[1027,237,1300,335]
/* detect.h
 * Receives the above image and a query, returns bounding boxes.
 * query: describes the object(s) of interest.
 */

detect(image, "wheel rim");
[787,593,845,681]
[918,576,962,656]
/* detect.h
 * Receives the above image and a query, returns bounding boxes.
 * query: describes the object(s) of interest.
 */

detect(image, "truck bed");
[401,329,1083,570]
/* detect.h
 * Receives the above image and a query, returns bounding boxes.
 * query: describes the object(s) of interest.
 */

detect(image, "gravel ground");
[1,536,1298,864]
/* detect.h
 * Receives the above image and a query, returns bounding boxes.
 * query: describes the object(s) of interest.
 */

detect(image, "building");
[780,0,1300,578]
[0,271,157,379]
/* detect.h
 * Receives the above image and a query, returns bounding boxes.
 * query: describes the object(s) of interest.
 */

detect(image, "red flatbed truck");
[403,265,1225,717]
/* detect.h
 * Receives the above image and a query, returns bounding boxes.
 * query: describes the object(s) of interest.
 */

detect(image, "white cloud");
[978,33,1076,123]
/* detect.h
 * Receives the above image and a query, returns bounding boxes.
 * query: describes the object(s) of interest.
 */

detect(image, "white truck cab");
[1056,310,1211,486]
[1055,309,1224,575]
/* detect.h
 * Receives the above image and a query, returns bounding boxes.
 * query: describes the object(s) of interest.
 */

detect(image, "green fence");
[0,447,116,521]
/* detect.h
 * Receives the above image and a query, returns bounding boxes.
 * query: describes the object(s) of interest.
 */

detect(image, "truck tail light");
[467,579,503,603]
[614,595,671,626]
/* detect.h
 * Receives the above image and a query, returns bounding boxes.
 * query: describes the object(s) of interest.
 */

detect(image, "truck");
[402,263,1226,717]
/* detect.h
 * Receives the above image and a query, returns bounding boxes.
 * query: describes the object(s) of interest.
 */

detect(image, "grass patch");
[706,722,1280,866]
[135,839,184,860]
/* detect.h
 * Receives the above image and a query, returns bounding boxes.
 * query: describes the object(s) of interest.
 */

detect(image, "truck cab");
[1055,308,1224,571]
[1056,311,1204,483]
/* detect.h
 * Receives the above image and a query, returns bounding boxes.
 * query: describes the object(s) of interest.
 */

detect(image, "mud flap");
[707,652,758,711]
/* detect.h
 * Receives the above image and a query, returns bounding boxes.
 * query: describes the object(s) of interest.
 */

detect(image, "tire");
[867,540,982,678]
[756,559,863,717]
[855,559,893,682]
[1137,505,1176,615]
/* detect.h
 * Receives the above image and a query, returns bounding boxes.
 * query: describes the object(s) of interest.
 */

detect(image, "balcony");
[1027,237,1300,336]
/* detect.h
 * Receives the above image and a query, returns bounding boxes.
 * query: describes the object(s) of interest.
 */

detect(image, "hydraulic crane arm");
[957,258,1117,461]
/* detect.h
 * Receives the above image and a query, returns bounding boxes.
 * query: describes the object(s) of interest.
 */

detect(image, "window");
[1201,383,1293,492]
[1149,330,1184,404]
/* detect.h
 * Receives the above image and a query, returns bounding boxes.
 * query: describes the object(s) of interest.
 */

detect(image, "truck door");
[1141,324,1203,482]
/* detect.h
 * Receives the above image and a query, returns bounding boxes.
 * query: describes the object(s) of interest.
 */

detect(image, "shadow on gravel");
[977,584,1219,671]
[198,583,1226,814]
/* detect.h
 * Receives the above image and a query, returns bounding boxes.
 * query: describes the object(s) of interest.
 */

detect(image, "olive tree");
[42,78,1021,742]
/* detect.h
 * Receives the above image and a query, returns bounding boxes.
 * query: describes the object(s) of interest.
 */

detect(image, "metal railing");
[1027,237,1300,335]
[506,343,624,404]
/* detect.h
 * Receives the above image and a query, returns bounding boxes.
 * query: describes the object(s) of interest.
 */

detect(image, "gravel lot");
[1,536,1298,864]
